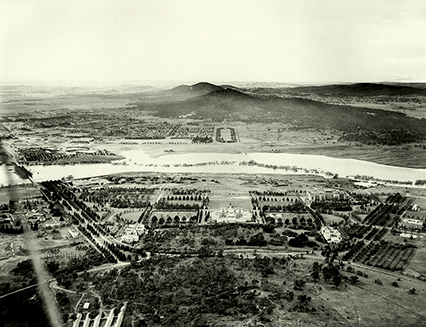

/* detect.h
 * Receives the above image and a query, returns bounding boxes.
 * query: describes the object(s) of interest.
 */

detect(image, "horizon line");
[1,79,426,87]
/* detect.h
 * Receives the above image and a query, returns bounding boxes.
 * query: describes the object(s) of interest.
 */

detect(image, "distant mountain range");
[286,82,426,96]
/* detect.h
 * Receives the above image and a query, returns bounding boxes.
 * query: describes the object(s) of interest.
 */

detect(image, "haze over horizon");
[1,0,426,84]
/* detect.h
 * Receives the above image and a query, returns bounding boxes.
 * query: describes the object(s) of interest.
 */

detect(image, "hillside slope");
[136,82,426,145]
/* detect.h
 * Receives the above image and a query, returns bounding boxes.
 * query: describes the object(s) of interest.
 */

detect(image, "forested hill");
[135,82,426,145]
[287,83,426,96]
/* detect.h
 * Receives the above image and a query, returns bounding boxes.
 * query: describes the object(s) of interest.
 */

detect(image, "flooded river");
[17,151,426,184]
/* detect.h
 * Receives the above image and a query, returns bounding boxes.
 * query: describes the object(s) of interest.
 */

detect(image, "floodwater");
[17,151,426,184]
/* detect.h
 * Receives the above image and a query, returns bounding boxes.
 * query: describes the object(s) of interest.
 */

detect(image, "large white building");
[211,204,252,223]
[320,226,342,244]
[308,189,346,202]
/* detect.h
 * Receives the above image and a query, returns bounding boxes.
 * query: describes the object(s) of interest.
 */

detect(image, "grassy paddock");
[0,185,41,204]
[322,214,345,225]
[120,210,144,222]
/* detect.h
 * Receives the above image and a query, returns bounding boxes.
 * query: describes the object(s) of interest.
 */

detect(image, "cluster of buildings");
[72,303,127,327]
[399,204,424,231]
[399,217,424,230]
[120,223,146,243]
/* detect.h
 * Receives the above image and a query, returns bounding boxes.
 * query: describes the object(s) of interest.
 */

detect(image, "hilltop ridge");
[288,82,426,96]
[170,82,223,94]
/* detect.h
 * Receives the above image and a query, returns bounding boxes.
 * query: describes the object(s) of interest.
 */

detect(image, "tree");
[262,265,274,277]
[323,264,340,283]
[56,291,70,307]
[198,245,211,258]
[293,279,305,290]
[311,270,320,282]
[332,274,342,288]
[283,290,294,301]
[46,261,59,274]
[408,288,416,294]
[349,276,359,284]
[248,233,266,246]
[297,294,311,305]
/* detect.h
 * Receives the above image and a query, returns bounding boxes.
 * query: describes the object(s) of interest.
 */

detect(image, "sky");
[1,0,426,84]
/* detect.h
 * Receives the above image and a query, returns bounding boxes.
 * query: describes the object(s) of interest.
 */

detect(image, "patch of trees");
[341,128,424,145]
[363,203,401,227]
[250,190,293,196]
[342,240,365,261]
[19,147,67,162]
[364,226,388,241]
[0,285,50,326]
[226,233,267,247]
[268,233,287,246]
[155,198,200,211]
[11,259,36,281]
[343,239,416,271]
[0,223,23,234]
[166,194,204,201]
[192,135,213,143]
[262,201,305,213]
[288,233,318,248]
[166,188,207,196]
[53,248,108,288]
[345,224,372,239]
[311,200,352,213]
[76,224,117,263]
[79,187,153,208]
[92,256,266,326]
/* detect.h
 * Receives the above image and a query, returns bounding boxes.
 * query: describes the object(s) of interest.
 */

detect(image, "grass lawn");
[0,184,41,204]
[209,194,252,210]
[120,210,144,222]
[322,214,344,225]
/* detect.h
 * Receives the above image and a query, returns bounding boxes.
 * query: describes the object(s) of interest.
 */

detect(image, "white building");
[121,233,139,243]
[321,226,342,244]
[400,218,423,230]
[308,189,346,202]
[68,228,79,238]
[126,223,146,235]
[211,204,252,223]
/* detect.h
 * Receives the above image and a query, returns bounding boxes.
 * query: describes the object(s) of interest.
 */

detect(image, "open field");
[120,210,144,222]
[209,194,252,211]
[322,214,345,225]
[399,233,426,277]
[0,183,39,201]
[0,94,132,115]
